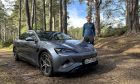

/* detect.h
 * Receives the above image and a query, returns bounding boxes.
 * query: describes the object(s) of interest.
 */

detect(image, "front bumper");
[53,51,98,72]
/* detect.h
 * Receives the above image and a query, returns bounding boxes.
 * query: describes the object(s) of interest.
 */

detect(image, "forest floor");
[0,34,140,84]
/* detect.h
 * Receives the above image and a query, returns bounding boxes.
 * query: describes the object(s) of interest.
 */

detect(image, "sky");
[67,1,87,28]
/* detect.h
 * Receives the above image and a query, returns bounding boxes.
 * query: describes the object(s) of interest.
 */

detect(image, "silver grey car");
[13,30,98,76]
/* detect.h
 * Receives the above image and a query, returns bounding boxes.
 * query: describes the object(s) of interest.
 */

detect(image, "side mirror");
[25,37,34,41]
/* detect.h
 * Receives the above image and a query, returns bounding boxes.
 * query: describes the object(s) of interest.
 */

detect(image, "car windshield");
[37,31,72,41]
[53,33,72,40]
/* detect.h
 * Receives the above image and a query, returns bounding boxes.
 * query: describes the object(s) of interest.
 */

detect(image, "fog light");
[62,60,73,68]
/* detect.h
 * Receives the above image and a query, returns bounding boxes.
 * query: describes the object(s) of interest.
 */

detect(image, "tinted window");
[28,32,37,40]
[53,33,72,40]
[37,32,54,41]
[19,32,36,40]
[19,33,28,40]
[37,32,72,41]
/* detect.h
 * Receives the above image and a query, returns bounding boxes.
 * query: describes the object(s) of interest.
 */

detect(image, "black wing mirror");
[25,37,34,41]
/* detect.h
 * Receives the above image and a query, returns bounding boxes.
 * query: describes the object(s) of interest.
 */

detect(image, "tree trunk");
[49,0,52,31]
[34,0,37,30]
[59,0,63,32]
[63,0,67,34]
[4,19,6,42]
[87,2,92,17]
[125,0,129,26]
[31,0,34,29]
[0,24,1,40]
[25,0,32,30]
[53,15,55,31]
[18,0,21,37]
[126,0,139,34]
[30,0,37,30]
[43,0,46,31]
[95,0,101,36]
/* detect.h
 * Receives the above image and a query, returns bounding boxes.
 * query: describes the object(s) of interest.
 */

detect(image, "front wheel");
[39,52,53,77]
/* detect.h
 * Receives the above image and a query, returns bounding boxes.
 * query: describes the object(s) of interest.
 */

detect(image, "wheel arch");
[37,49,52,65]
[13,46,16,52]
[38,49,54,76]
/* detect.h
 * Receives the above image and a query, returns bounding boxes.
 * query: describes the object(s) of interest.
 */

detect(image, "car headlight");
[54,48,77,54]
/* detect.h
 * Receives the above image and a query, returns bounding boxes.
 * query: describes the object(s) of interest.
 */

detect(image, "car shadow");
[54,58,116,78]
[11,55,116,78]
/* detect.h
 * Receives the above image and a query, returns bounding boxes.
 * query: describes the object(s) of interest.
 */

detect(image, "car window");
[53,33,72,40]
[19,32,36,40]
[37,32,53,41]
[28,32,37,40]
[19,33,28,40]
[36,31,72,41]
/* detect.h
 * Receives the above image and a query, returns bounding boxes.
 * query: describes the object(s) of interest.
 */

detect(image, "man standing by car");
[83,16,96,45]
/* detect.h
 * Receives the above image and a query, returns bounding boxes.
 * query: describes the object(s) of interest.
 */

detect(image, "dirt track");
[0,49,140,84]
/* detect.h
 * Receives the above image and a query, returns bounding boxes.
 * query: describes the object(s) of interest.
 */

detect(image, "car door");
[18,33,29,58]
[24,31,39,63]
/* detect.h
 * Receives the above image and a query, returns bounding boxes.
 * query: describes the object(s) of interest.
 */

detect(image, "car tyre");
[39,52,53,77]
[13,48,20,61]
[94,60,98,65]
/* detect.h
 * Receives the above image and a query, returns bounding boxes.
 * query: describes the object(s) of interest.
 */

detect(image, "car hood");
[50,40,94,52]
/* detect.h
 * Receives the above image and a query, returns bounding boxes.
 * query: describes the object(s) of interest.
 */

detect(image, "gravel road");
[0,50,140,84]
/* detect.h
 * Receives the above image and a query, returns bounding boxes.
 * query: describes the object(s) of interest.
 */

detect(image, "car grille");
[76,47,91,52]
[72,55,94,62]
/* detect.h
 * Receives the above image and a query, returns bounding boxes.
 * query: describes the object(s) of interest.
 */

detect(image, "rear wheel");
[13,48,20,61]
[39,52,53,77]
